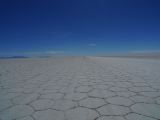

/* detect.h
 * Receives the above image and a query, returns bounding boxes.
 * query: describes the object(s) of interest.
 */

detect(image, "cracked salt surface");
[0,57,160,120]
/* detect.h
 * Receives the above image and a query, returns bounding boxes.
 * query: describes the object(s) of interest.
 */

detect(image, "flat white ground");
[0,57,160,120]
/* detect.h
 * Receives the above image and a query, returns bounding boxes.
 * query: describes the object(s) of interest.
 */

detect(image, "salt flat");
[0,57,160,120]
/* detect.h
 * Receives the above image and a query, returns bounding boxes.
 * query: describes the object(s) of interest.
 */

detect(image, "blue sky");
[0,0,160,56]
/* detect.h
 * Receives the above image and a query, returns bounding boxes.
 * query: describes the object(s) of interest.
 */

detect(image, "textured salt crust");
[0,57,160,120]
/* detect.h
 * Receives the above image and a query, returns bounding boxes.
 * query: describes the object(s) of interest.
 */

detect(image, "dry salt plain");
[0,56,160,120]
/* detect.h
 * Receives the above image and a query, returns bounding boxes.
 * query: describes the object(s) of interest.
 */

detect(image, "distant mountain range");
[102,52,160,59]
[0,56,29,59]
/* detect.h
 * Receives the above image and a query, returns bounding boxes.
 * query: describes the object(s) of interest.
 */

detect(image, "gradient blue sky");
[0,0,160,56]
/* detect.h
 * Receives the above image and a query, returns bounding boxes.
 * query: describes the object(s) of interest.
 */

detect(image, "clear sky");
[0,0,160,56]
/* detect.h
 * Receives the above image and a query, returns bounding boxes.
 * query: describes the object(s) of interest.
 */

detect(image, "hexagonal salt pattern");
[52,99,77,111]
[106,96,133,106]
[33,109,65,120]
[125,113,157,120]
[97,104,131,115]
[79,97,106,108]
[65,107,99,120]
[0,105,34,120]
[88,89,116,98]
[12,93,39,105]
[0,57,160,120]
[30,99,54,110]
[131,103,160,119]
[75,85,93,93]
